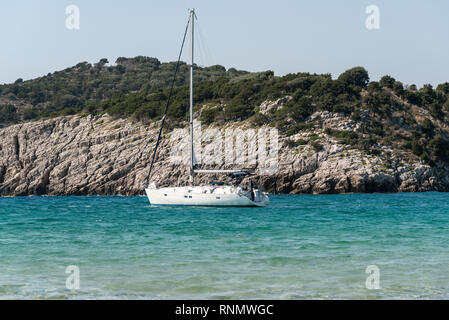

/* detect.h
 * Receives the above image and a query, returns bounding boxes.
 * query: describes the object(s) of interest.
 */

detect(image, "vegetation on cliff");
[0,56,247,122]
[1,57,449,166]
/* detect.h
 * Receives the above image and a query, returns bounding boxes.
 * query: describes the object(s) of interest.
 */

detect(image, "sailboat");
[144,9,269,207]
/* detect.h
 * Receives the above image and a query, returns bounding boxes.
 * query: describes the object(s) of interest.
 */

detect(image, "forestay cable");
[145,19,190,186]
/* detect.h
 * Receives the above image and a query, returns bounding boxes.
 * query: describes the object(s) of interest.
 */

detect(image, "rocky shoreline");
[1,113,449,196]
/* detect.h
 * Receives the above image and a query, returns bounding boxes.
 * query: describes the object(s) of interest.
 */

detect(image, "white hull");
[145,185,269,207]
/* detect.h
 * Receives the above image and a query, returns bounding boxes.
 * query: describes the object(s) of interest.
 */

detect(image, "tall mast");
[189,9,195,186]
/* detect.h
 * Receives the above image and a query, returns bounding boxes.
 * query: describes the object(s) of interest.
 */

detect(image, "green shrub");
[327,129,358,145]
[379,75,396,89]
[296,138,308,145]
[250,112,269,126]
[200,107,219,125]
[337,67,369,88]
[285,121,317,136]
[310,141,323,151]
[428,134,449,162]
[284,139,297,148]
[0,104,18,123]
[393,81,404,96]
[421,118,434,136]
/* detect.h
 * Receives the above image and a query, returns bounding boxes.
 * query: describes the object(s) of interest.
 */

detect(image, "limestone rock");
[0,114,448,196]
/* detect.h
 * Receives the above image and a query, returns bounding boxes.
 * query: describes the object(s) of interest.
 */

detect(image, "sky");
[1,0,448,87]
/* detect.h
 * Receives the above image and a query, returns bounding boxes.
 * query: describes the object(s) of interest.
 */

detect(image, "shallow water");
[1,193,449,299]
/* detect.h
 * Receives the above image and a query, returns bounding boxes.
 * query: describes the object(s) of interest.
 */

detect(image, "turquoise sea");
[1,193,449,299]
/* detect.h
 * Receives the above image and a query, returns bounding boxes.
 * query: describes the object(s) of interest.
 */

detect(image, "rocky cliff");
[1,111,448,196]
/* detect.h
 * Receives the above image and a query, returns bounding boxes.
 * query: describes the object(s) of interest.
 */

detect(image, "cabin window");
[184,195,188,198]
[189,196,192,198]
[216,197,220,199]
[164,194,167,196]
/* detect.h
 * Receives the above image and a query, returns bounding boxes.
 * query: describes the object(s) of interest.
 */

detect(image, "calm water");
[1,193,449,299]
